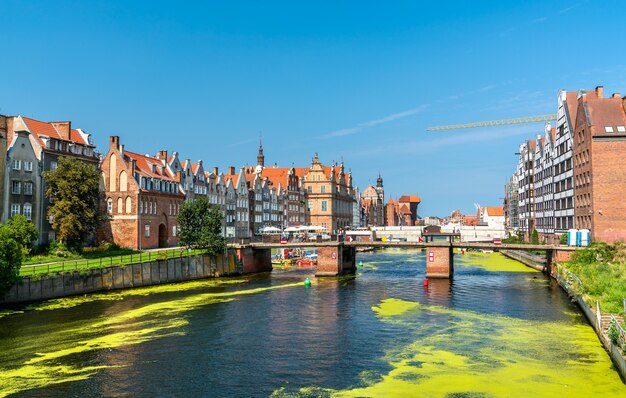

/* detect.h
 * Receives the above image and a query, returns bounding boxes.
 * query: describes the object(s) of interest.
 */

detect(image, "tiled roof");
[586,97,626,131]
[484,207,504,216]
[13,116,91,148]
[124,150,178,182]
[261,167,291,188]
[398,195,421,203]
[222,174,239,185]
[191,162,202,174]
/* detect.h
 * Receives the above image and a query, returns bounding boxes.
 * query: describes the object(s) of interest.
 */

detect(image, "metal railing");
[20,248,205,277]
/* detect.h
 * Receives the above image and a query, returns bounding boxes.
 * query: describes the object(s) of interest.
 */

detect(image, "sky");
[2,0,626,217]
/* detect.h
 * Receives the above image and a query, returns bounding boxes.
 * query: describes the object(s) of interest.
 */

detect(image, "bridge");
[229,241,576,278]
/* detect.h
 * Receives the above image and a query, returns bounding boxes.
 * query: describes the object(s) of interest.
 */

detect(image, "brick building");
[573,87,626,242]
[99,136,184,249]
[360,175,385,226]
[385,195,421,226]
[3,116,98,244]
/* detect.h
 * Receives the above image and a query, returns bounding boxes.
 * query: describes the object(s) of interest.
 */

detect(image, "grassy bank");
[561,242,626,314]
[20,248,208,277]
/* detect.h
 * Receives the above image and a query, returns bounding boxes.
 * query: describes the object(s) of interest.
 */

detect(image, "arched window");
[125,196,132,214]
[109,155,117,192]
[119,170,128,192]
[117,197,123,214]
[107,198,113,214]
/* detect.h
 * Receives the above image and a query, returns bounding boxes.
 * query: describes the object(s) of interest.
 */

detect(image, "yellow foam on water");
[459,252,539,273]
[0,281,301,397]
[274,298,626,397]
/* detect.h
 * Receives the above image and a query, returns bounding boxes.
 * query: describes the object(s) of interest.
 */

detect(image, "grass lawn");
[20,248,208,277]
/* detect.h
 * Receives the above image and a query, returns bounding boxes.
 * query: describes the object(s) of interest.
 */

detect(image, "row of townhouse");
[0,114,361,249]
[506,86,626,243]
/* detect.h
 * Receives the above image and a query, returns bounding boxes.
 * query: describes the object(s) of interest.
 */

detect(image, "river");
[0,249,624,397]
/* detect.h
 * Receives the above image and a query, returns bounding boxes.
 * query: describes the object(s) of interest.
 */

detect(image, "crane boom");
[426,114,557,131]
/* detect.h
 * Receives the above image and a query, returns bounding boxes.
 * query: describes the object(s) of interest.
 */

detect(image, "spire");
[376,173,383,188]
[257,133,264,167]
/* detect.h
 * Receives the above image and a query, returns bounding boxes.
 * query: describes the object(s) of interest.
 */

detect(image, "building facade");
[99,136,184,249]
[573,87,626,243]
[4,116,98,244]
[515,139,536,240]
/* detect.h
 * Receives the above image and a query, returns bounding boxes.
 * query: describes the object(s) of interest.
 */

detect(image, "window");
[50,161,58,171]
[12,159,21,170]
[107,198,113,214]
[145,224,150,237]
[604,126,614,133]
[11,181,21,194]
[172,225,177,237]
[23,203,32,220]
[321,201,327,212]
[10,204,20,217]
[24,182,33,195]
[321,186,326,193]
[24,161,33,172]
[618,126,626,133]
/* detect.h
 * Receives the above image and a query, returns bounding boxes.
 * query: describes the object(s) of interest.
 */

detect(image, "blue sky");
[2,0,626,217]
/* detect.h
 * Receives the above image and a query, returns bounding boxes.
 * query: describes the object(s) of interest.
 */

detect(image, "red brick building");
[99,136,184,249]
[385,195,421,226]
[573,87,626,243]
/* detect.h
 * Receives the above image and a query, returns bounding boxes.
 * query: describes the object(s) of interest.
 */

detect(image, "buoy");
[304,277,312,287]
[423,277,429,287]
[358,261,364,267]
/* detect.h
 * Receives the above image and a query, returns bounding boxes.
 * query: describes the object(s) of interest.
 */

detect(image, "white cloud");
[323,104,430,138]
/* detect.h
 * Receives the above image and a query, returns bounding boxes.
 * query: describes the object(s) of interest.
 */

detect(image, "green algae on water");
[0,281,301,397]
[274,298,626,397]
[458,252,538,273]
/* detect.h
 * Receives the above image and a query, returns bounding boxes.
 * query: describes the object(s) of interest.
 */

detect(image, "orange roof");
[12,116,91,148]
[222,173,239,185]
[260,167,291,188]
[398,195,421,203]
[586,97,626,130]
[124,150,179,182]
[191,162,202,174]
[484,207,504,216]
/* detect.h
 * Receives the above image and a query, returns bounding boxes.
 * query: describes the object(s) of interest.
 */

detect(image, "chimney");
[157,150,167,160]
[612,93,621,99]
[119,144,124,156]
[228,166,235,175]
[595,85,604,98]
[131,159,137,175]
[52,121,71,141]
[213,166,218,175]
[110,136,120,149]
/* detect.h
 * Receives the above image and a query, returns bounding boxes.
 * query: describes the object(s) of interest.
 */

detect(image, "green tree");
[177,197,226,255]
[0,225,24,296]
[531,229,539,245]
[6,214,38,250]
[43,156,104,249]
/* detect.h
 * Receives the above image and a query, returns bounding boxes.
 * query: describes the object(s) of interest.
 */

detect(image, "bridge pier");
[316,244,356,277]
[545,249,574,276]
[426,244,453,278]
[235,247,273,274]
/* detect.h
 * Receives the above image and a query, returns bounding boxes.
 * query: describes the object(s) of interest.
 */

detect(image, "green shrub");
[156,252,168,261]
[608,318,621,346]
[560,233,568,245]
[49,242,74,258]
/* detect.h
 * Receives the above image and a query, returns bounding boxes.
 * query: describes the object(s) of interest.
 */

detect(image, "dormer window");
[605,126,614,133]
[618,126,626,133]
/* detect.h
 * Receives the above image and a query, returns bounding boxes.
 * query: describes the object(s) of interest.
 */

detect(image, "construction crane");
[426,114,557,131]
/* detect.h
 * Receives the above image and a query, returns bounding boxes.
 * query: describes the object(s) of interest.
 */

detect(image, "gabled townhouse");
[553,89,578,236]
[3,116,98,244]
[222,167,250,238]
[297,154,355,232]
[516,139,536,240]
[572,87,626,242]
[99,136,184,249]
[260,166,306,227]
[533,124,556,242]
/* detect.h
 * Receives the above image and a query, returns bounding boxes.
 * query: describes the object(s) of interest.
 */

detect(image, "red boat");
[296,258,317,267]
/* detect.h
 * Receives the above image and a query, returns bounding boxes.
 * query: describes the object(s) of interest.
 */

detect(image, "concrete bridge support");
[316,244,357,276]
[545,249,574,276]
[426,244,453,278]
[236,247,273,274]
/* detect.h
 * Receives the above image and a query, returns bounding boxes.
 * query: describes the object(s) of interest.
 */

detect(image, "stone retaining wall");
[1,250,242,305]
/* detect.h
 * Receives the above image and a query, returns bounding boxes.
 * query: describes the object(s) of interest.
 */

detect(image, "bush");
[560,233,568,245]
[609,318,621,346]
[48,242,74,258]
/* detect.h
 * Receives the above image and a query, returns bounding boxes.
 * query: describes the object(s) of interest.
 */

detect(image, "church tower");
[257,137,265,167]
